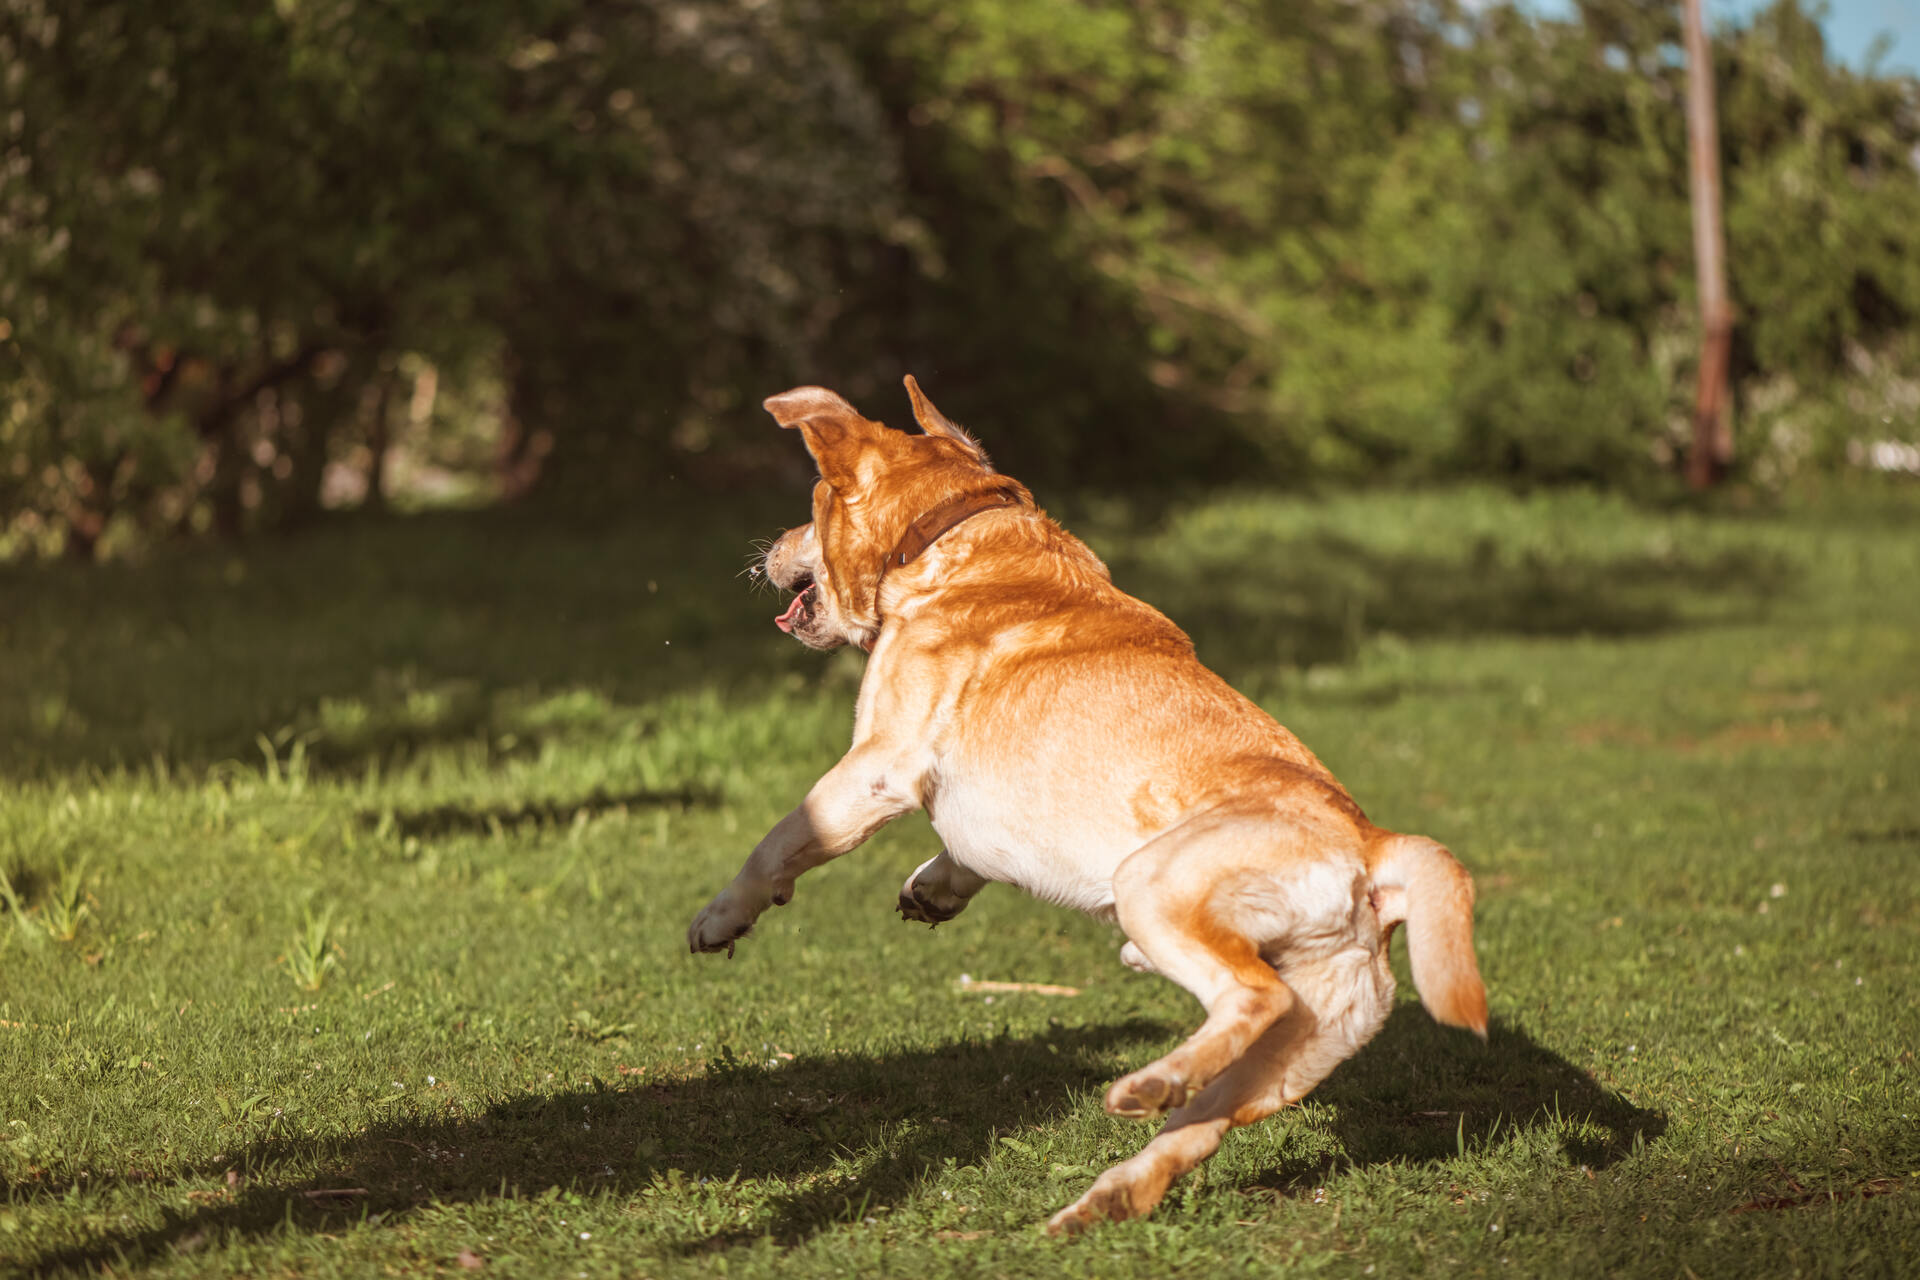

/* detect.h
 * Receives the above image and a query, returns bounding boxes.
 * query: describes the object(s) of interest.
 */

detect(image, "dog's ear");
[764,386,860,428]
[904,375,989,464]
[764,385,878,487]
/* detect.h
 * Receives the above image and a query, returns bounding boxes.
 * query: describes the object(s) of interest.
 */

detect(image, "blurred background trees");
[2,0,1917,558]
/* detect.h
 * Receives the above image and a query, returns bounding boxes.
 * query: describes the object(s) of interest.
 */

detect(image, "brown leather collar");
[883,487,1027,577]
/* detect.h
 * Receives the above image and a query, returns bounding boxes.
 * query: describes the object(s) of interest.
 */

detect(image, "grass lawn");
[1,482,1916,1278]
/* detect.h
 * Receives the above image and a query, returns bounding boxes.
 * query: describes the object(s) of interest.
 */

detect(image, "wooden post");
[1683,0,1733,489]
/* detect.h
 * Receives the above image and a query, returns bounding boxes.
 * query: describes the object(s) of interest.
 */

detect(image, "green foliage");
[854,0,1920,487]
[2,0,1918,555]
[1,0,906,547]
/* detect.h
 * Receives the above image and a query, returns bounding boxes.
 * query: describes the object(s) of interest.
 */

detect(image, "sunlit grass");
[0,484,1915,1278]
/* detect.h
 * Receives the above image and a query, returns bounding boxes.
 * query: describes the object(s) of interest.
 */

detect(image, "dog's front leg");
[688,741,924,955]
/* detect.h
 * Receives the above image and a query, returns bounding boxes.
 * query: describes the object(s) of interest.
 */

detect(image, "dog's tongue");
[775,591,808,633]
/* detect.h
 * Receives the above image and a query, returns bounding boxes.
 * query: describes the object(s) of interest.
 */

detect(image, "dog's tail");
[1367,834,1487,1039]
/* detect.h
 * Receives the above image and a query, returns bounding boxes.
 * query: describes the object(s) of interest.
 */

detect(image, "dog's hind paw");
[1104,1067,1188,1119]
[1044,1178,1147,1236]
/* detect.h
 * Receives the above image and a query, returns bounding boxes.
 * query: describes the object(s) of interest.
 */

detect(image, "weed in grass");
[0,847,93,944]
[281,906,341,992]
[39,855,92,942]
[255,730,316,795]
[568,1008,638,1043]
[0,860,37,944]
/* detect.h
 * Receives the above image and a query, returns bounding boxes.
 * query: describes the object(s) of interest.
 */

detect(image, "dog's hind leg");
[1047,1020,1296,1236]
[1047,950,1393,1235]
[897,849,989,925]
[1100,808,1326,1119]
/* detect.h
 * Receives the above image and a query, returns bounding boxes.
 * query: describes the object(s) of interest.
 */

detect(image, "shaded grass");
[1,482,1917,1277]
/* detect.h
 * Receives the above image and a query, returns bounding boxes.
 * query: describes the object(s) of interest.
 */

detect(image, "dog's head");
[759,376,1026,651]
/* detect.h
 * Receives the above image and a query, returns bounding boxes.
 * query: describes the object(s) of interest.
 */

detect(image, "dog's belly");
[927,782,1147,920]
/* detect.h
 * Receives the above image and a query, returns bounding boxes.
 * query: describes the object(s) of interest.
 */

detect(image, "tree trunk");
[365,371,395,512]
[279,353,366,531]
[63,515,102,562]
[497,356,550,501]
[191,343,324,538]
[1683,0,1733,489]
[62,456,120,562]
[207,417,248,539]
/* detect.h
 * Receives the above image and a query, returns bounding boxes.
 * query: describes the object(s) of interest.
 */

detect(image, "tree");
[1684,0,1733,488]
[4,0,1918,560]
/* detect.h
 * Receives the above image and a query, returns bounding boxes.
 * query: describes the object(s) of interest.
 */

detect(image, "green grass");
[1,483,1916,1278]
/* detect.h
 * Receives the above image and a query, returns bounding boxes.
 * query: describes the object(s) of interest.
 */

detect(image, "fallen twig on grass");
[956,975,1081,996]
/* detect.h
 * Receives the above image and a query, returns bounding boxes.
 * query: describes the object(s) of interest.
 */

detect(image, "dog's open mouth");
[774,578,817,633]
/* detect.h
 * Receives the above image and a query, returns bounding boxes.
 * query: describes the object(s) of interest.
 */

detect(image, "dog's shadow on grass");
[1252,1004,1668,1191]
[23,1012,1662,1273]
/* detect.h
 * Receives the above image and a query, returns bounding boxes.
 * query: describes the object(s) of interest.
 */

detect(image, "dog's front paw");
[897,879,965,927]
[688,887,763,957]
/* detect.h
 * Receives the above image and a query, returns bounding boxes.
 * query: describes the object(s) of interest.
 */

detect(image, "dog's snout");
[766,553,803,592]
[764,526,817,592]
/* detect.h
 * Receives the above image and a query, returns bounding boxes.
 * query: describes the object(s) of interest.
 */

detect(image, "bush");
[3,0,1917,557]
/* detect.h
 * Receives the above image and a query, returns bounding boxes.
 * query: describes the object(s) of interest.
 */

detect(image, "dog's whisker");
[739,542,778,591]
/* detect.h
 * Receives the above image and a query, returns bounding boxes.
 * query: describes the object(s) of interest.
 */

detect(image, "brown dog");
[688,377,1487,1234]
